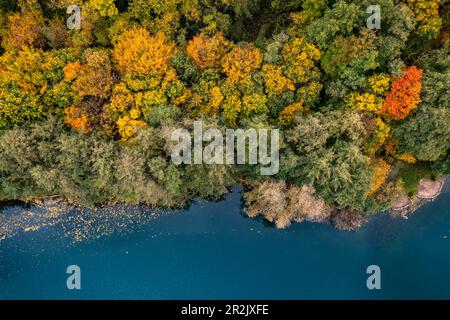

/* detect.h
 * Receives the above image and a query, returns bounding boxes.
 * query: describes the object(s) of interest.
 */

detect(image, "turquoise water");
[1,184,450,300]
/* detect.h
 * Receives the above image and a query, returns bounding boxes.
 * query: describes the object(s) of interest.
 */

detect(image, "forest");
[0,0,449,229]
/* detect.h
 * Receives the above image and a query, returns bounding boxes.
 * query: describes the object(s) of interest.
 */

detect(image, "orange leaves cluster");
[63,61,82,82]
[381,66,423,120]
[222,44,262,83]
[186,32,231,70]
[2,12,44,50]
[64,106,92,134]
[113,28,175,77]
[68,50,113,99]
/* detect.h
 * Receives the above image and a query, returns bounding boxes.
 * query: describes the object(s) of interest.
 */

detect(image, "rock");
[417,179,443,199]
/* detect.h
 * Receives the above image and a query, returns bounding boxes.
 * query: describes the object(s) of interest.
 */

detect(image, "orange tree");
[381,66,423,120]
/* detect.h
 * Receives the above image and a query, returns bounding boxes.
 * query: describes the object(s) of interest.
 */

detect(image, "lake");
[1,184,450,299]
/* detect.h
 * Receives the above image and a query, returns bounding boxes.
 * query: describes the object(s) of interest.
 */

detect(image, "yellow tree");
[407,0,442,39]
[261,64,295,96]
[2,12,44,51]
[85,0,118,17]
[113,27,175,77]
[187,32,231,70]
[222,44,262,83]
[368,159,391,196]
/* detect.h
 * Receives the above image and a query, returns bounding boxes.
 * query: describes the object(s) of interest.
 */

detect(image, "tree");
[186,32,231,70]
[244,181,331,228]
[113,28,175,77]
[367,159,391,196]
[407,0,442,39]
[305,1,363,50]
[64,105,92,134]
[222,43,262,83]
[394,106,450,161]
[381,66,423,120]
[281,111,372,209]
[262,64,295,96]
[0,85,44,130]
[86,0,118,17]
[68,49,114,100]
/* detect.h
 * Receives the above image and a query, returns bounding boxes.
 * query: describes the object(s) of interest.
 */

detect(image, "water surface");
[1,184,450,299]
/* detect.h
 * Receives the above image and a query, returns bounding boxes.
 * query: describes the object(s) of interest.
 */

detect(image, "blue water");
[1,184,450,300]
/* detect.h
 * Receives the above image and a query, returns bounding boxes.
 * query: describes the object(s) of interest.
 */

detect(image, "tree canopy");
[0,0,449,228]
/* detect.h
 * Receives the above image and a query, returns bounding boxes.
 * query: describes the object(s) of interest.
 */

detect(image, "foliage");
[1,12,44,51]
[86,0,118,17]
[382,66,423,120]
[394,106,450,161]
[113,28,175,77]
[0,85,44,129]
[262,64,295,96]
[407,0,442,39]
[222,44,262,83]
[368,159,391,196]
[0,0,448,228]
[186,33,231,70]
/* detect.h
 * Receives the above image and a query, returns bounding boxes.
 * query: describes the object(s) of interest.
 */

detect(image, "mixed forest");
[0,0,449,229]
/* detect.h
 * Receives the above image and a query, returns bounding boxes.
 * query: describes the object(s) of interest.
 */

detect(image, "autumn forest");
[0,0,449,229]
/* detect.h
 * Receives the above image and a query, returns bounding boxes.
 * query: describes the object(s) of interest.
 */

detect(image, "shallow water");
[1,184,450,299]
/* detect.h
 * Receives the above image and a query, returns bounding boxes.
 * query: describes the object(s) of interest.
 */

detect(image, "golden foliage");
[108,94,130,114]
[113,28,175,76]
[368,74,390,95]
[2,12,44,50]
[367,118,391,157]
[186,32,231,69]
[117,115,147,140]
[0,46,45,92]
[64,106,92,134]
[282,37,320,84]
[63,61,82,82]
[242,93,268,115]
[407,0,442,39]
[396,153,417,164]
[205,86,224,115]
[85,0,118,17]
[222,95,242,127]
[222,44,262,83]
[368,159,391,196]
[71,49,113,99]
[262,64,295,96]
[346,92,383,114]
[279,102,304,125]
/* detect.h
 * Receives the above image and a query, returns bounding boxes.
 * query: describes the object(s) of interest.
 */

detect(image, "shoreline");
[1,178,448,235]
[390,177,446,218]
